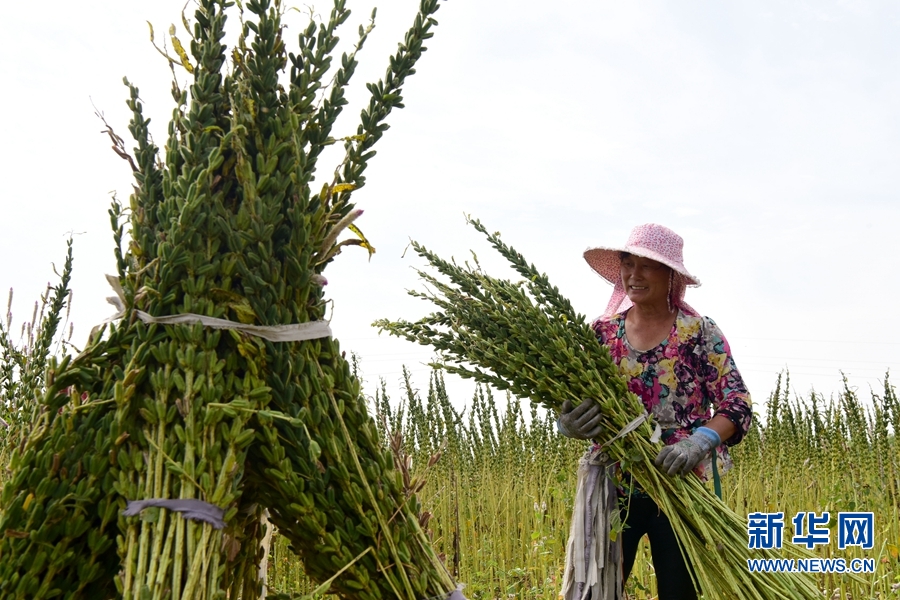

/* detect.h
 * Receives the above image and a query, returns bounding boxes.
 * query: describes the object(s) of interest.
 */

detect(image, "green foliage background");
[266,368,900,600]
[2,266,898,599]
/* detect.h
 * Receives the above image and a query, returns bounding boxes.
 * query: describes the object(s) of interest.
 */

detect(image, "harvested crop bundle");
[0,0,459,598]
[376,218,824,599]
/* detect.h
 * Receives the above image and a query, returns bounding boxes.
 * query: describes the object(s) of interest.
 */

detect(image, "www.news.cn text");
[747,558,875,573]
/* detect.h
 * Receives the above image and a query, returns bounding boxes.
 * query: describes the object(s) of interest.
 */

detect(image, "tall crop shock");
[375,217,831,600]
[0,0,459,598]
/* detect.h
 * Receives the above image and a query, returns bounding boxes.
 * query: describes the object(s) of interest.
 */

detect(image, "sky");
[2,0,899,418]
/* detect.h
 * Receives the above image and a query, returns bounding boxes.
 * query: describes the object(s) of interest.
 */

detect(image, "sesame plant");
[264,367,900,599]
[267,370,587,600]
[0,0,460,598]
[0,241,74,482]
[2,279,898,599]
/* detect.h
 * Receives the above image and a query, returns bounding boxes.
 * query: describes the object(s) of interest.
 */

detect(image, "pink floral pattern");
[593,309,753,482]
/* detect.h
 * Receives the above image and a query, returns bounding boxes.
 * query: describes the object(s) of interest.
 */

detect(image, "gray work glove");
[557,399,603,440]
[654,426,720,476]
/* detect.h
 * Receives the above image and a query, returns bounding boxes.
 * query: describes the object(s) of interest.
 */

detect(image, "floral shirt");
[593,309,753,481]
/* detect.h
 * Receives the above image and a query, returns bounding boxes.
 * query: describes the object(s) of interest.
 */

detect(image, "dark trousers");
[620,496,698,600]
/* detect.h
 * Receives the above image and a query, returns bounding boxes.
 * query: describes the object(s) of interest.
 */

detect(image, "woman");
[558,223,753,600]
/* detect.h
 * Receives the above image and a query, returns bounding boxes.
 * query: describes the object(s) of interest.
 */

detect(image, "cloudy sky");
[2,0,899,416]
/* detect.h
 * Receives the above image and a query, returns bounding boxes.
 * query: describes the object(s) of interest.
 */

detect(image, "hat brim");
[583,245,701,287]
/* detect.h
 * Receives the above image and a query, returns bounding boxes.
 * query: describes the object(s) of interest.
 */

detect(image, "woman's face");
[620,254,671,309]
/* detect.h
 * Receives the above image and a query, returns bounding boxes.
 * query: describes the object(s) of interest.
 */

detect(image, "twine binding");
[99,275,332,342]
[122,498,226,529]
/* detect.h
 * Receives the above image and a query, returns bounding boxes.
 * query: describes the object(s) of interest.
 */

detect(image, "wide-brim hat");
[584,223,701,287]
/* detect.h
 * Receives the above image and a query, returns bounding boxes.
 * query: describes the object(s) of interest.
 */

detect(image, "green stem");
[316,361,449,598]
[182,524,214,599]
[153,516,177,600]
[146,386,171,591]
[183,366,197,594]
[133,465,153,597]
[309,546,374,596]
[123,523,138,600]
[145,449,170,593]
[172,500,186,597]
[144,435,204,493]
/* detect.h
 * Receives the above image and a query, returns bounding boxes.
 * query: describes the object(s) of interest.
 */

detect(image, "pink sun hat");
[584,224,702,318]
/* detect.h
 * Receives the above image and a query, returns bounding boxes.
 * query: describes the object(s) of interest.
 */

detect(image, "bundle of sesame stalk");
[375,218,823,600]
[0,0,460,598]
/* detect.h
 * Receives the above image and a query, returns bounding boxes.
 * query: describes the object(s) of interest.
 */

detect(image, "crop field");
[262,368,900,600]
[1,279,896,599]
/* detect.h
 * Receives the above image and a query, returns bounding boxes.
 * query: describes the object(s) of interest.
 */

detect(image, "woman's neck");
[624,303,679,352]
[628,301,676,323]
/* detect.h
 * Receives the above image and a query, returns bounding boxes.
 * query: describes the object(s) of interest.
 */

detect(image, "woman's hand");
[654,426,720,476]
[557,399,604,440]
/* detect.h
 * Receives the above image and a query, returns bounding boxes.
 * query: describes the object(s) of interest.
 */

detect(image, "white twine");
[599,412,661,448]
[100,275,331,342]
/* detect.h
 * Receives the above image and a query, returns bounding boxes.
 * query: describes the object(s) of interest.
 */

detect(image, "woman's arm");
[703,414,737,444]
[701,317,753,445]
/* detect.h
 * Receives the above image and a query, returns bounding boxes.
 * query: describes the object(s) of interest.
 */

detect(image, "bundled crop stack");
[0,0,459,598]
[376,218,825,600]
